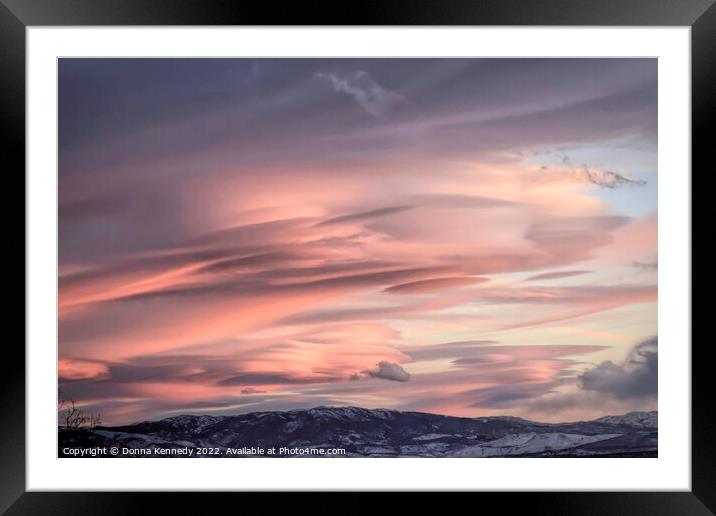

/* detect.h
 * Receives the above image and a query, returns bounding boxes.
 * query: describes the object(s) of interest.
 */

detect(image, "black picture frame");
[4,0,710,512]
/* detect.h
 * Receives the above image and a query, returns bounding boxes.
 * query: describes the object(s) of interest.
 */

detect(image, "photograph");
[57,57,658,459]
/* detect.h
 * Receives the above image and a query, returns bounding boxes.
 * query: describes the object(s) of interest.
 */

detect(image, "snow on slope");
[94,430,193,448]
[594,411,657,428]
[61,407,656,458]
[449,432,622,457]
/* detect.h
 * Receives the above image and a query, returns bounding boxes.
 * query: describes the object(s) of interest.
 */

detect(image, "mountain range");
[58,406,657,458]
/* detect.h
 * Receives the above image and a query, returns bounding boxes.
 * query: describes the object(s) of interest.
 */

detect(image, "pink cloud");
[59,358,109,382]
[58,60,657,423]
[384,276,488,294]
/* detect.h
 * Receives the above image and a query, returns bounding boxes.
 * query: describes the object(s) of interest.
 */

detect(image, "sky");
[58,58,658,425]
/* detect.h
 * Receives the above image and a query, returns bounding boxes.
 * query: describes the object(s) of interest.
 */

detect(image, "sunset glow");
[59,58,657,424]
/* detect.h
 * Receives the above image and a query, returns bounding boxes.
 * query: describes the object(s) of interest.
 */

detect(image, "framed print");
[4,0,712,512]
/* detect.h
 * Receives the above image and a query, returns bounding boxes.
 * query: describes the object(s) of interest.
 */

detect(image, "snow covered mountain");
[449,432,623,457]
[58,407,657,458]
[594,411,657,429]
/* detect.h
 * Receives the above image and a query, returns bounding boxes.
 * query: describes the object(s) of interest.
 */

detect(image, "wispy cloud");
[315,205,415,227]
[317,70,407,118]
[581,166,647,189]
[526,270,592,281]
[632,260,658,271]
[551,153,648,189]
[59,58,657,424]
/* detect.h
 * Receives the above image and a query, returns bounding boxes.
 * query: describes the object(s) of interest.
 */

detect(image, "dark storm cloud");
[579,337,657,399]
[528,337,658,414]
[361,361,411,382]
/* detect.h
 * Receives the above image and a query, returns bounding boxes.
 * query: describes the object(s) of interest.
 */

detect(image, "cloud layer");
[527,338,657,417]
[59,58,657,424]
[316,70,408,118]
[579,337,657,399]
[361,361,412,382]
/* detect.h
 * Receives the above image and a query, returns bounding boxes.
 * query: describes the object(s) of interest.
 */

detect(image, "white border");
[27,27,691,491]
